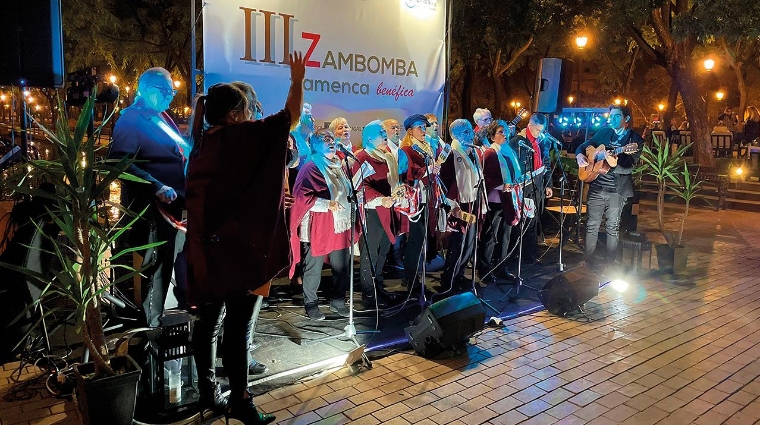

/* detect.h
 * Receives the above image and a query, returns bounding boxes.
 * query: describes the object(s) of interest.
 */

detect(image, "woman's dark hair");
[486,119,510,142]
[190,83,248,155]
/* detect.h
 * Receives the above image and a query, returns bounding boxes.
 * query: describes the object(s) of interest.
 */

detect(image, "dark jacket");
[575,127,643,198]
[109,99,186,210]
[185,109,292,303]
[509,133,551,199]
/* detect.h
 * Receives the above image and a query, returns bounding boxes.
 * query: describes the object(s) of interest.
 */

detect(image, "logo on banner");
[238,7,417,77]
[405,0,437,10]
[238,7,421,99]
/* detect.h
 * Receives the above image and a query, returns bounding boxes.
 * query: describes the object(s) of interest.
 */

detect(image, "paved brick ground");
[4,206,760,425]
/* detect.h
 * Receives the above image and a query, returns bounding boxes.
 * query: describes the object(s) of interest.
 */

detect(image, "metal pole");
[190,0,198,101]
[577,57,582,107]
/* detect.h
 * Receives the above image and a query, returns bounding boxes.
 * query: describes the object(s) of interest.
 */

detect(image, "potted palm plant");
[1,93,160,425]
[636,135,702,273]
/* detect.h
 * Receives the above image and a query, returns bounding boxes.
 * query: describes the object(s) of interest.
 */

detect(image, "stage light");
[610,279,629,293]
[23,90,30,97]
[557,115,570,128]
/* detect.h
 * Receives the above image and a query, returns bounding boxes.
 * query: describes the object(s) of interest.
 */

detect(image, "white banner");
[203,0,447,130]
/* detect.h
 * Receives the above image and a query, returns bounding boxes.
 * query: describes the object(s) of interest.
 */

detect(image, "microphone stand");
[308,152,376,370]
[501,141,540,302]
[553,138,569,272]
[417,151,433,309]
[467,148,500,315]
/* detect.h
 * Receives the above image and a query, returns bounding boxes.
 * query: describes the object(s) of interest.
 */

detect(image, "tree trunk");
[664,79,679,125]
[671,65,715,167]
[491,72,503,118]
[734,63,747,115]
[461,62,474,120]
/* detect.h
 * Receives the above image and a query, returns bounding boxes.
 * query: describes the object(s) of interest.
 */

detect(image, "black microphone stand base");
[499,276,541,303]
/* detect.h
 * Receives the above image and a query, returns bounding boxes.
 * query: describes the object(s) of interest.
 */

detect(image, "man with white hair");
[473,108,493,147]
[109,67,185,327]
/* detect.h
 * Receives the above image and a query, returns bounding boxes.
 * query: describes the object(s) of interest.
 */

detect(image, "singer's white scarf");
[365,144,400,190]
[490,142,521,185]
[451,140,479,204]
[312,154,352,234]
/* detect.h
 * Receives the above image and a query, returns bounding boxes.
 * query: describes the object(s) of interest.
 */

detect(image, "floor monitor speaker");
[405,292,485,358]
[537,265,599,317]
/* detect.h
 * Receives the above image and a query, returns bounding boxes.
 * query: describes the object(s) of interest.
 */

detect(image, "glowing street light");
[575,35,588,50]
[614,98,622,106]
[173,80,181,89]
[109,74,117,84]
[658,103,665,112]
[568,95,574,104]
[704,58,715,72]
[716,91,725,101]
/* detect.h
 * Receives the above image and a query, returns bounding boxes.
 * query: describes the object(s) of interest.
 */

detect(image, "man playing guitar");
[575,104,643,266]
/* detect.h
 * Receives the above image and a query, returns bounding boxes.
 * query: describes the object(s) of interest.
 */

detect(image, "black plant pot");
[654,244,690,274]
[73,355,141,425]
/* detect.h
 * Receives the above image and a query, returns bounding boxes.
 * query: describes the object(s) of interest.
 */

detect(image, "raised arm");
[286,52,305,129]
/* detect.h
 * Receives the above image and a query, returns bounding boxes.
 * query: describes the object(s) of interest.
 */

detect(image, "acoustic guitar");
[578,143,639,183]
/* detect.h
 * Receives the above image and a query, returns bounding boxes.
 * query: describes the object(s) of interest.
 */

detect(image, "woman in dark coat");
[186,53,305,425]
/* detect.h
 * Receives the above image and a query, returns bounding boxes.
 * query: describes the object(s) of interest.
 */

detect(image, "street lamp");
[510,101,521,114]
[575,35,588,107]
[109,74,117,84]
[658,103,665,112]
[704,58,715,72]
[716,91,725,101]
[568,95,574,105]
[173,80,181,89]
[614,98,622,106]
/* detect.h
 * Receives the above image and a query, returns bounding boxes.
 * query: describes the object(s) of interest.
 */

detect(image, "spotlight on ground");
[610,279,630,293]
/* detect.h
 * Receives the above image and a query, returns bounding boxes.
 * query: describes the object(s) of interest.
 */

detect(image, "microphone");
[411,144,431,158]
[540,132,562,146]
[336,143,358,160]
[518,140,535,153]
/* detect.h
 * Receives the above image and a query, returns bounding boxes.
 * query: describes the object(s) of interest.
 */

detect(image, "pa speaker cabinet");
[0,0,65,87]
[537,265,599,317]
[533,58,574,114]
[405,291,485,358]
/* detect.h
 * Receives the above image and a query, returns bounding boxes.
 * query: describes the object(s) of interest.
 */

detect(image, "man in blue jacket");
[109,67,186,327]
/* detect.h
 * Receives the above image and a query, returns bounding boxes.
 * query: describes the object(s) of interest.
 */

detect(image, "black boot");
[198,381,228,418]
[225,395,275,425]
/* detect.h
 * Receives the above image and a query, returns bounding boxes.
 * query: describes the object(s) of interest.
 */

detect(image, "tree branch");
[496,37,534,77]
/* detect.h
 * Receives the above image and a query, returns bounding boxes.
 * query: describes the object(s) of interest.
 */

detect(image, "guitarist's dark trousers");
[585,185,626,260]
